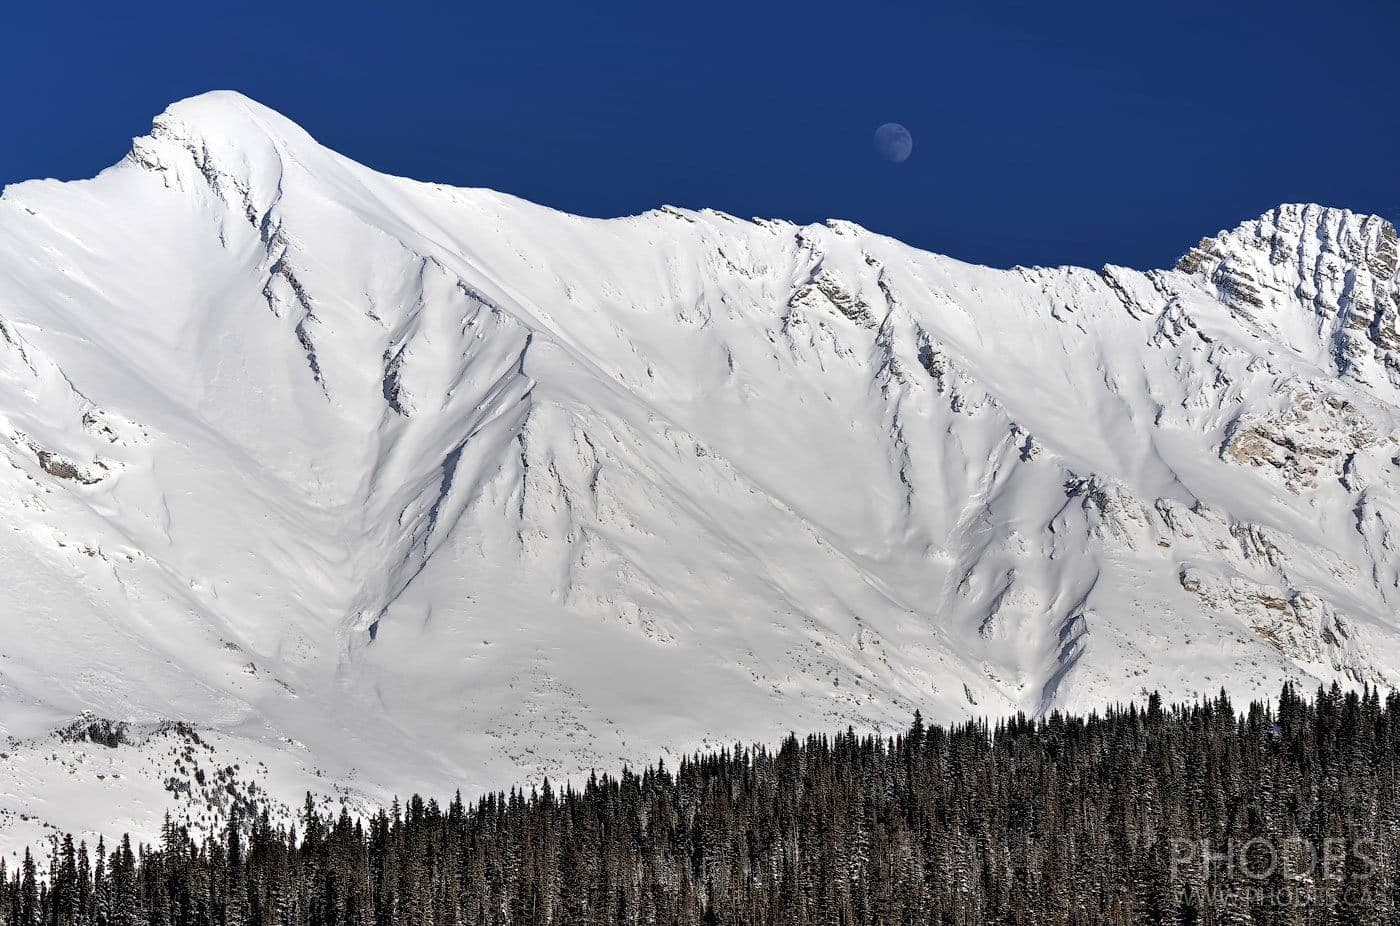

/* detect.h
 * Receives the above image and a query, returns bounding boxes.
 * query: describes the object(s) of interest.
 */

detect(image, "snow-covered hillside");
[1,92,1397,855]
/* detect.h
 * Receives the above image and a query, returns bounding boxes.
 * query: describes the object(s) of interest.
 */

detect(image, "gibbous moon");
[874,123,913,163]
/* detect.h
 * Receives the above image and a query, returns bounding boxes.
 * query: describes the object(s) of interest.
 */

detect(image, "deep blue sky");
[3,1,1396,269]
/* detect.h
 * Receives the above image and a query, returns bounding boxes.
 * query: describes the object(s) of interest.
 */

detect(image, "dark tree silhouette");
[4,683,1396,925]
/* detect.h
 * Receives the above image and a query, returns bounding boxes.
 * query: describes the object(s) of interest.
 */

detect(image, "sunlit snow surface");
[1,92,1398,857]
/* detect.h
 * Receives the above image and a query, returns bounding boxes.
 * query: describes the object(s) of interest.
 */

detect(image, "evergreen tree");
[15,685,1400,925]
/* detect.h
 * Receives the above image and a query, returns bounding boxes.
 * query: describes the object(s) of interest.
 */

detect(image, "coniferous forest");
[6,683,1400,926]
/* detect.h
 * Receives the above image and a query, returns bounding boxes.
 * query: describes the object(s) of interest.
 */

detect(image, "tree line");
[4,682,1399,925]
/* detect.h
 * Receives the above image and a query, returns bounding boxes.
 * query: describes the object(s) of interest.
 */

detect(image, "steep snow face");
[1,92,1398,851]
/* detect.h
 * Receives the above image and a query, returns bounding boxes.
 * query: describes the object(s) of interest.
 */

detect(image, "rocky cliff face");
[1177,203,1400,384]
[0,92,1397,852]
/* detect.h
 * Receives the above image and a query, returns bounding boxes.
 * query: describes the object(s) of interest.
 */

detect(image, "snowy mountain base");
[1,92,1398,856]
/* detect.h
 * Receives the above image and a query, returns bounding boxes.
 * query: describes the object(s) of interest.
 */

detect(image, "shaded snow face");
[1,91,1399,852]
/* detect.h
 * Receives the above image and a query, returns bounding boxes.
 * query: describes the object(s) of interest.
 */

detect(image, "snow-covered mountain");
[1,92,1397,853]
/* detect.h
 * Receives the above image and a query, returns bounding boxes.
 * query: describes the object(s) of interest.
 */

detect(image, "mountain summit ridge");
[0,93,1397,852]
[1177,203,1400,381]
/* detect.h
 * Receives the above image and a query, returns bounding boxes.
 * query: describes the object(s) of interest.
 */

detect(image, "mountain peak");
[1173,203,1399,375]
[122,92,332,227]
[151,91,314,150]
[1176,203,1397,280]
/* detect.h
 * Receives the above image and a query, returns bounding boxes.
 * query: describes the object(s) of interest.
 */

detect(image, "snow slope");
[1,92,1397,854]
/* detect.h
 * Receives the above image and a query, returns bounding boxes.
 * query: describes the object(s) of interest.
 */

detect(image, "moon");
[874,123,913,163]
